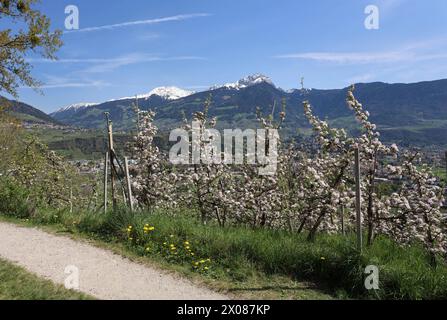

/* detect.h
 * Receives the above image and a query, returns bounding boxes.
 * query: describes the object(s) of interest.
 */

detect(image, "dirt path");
[0,222,227,300]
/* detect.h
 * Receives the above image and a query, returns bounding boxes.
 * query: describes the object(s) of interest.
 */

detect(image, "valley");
[3,74,445,162]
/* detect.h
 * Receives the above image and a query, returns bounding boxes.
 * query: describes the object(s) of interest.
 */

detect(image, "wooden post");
[124,157,134,212]
[444,151,447,208]
[105,113,117,209]
[69,184,73,214]
[121,183,127,205]
[445,151,447,182]
[104,152,109,214]
[354,148,363,253]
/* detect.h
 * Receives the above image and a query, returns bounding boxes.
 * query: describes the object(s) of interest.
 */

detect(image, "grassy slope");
[0,258,92,300]
[2,207,447,300]
[0,215,332,300]
[113,211,447,300]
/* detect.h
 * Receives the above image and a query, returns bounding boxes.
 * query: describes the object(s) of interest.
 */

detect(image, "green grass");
[113,210,447,300]
[433,167,447,184]
[8,112,46,124]
[0,211,332,300]
[2,207,446,300]
[0,258,92,300]
[28,127,130,160]
[379,119,447,132]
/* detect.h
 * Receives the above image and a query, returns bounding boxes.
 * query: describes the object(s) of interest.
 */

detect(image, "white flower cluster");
[129,87,446,259]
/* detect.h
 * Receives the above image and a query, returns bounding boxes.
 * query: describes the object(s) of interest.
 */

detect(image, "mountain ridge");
[0,96,62,126]
[5,75,447,146]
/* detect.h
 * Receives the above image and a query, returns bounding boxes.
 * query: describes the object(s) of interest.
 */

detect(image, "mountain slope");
[51,86,194,130]
[49,76,447,146]
[0,96,62,125]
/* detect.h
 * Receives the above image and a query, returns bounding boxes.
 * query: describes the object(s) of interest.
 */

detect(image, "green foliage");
[0,178,31,218]
[0,115,77,212]
[0,96,61,125]
[8,207,447,300]
[0,258,92,300]
[101,210,447,299]
[0,0,63,96]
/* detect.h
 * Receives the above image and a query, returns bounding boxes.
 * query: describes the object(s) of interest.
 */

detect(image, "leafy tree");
[0,0,62,97]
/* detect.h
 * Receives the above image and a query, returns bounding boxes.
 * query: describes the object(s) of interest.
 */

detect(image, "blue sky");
[9,0,447,113]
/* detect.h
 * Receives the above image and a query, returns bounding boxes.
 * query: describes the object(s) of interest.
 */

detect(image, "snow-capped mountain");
[53,87,194,116]
[210,74,274,91]
[47,76,447,148]
[52,75,281,119]
[54,102,99,114]
[112,86,195,102]
[146,86,194,100]
[51,74,281,127]
[50,102,99,116]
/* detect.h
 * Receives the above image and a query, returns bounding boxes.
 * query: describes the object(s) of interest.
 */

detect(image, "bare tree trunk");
[307,209,326,242]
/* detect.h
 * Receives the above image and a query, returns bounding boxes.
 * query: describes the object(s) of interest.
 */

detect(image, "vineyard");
[1,86,446,299]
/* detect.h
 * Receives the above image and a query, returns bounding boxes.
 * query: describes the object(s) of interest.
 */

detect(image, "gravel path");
[0,222,227,300]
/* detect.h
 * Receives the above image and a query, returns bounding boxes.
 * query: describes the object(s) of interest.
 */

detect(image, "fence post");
[69,184,73,214]
[104,152,109,214]
[124,157,134,212]
[104,113,117,209]
[444,151,447,208]
[354,148,363,253]
[445,151,447,179]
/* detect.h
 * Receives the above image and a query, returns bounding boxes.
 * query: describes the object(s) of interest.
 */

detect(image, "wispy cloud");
[40,81,111,89]
[378,0,407,16]
[276,51,409,63]
[21,80,111,89]
[82,55,206,73]
[137,32,162,41]
[183,85,210,91]
[19,74,112,90]
[28,53,207,73]
[274,40,447,64]
[65,13,211,33]
[346,73,376,84]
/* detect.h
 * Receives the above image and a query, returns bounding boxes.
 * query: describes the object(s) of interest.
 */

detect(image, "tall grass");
[8,206,446,300]
[1,209,447,299]
[0,258,92,300]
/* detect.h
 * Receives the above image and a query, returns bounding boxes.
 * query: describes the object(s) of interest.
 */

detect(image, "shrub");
[0,178,32,218]
[73,208,447,299]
